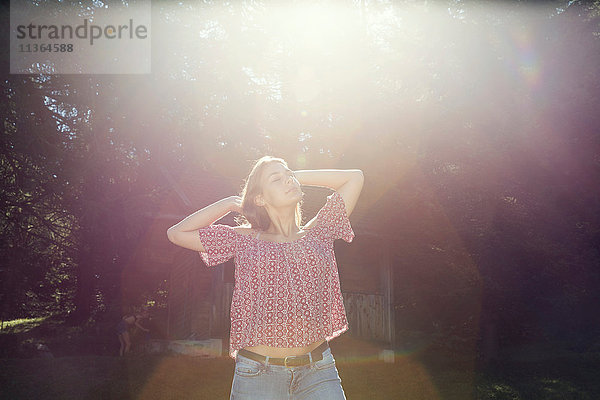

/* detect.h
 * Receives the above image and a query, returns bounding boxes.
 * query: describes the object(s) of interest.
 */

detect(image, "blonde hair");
[235,156,303,231]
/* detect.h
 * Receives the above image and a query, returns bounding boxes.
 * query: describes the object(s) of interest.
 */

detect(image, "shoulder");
[202,224,252,236]
[319,191,346,219]
[301,191,341,230]
[303,219,318,230]
[232,225,256,237]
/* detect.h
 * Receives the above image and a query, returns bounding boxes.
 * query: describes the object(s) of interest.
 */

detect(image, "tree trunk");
[70,254,94,324]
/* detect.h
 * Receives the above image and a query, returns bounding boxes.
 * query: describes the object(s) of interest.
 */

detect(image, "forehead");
[262,162,288,180]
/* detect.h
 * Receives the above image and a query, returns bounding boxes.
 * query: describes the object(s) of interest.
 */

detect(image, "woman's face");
[257,162,303,208]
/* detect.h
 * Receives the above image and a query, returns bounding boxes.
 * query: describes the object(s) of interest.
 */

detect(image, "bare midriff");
[243,339,326,358]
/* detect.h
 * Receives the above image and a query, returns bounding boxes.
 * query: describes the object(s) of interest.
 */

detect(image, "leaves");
[1,1,598,347]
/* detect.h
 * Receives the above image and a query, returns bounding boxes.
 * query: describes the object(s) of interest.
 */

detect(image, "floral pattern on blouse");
[198,190,354,358]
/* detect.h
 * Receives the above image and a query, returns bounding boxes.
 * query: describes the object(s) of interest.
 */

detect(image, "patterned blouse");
[198,190,354,358]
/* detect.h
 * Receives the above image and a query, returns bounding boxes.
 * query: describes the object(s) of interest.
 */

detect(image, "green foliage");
[0,1,599,351]
[0,317,47,333]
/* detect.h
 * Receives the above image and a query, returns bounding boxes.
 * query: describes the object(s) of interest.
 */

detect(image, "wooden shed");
[158,165,396,346]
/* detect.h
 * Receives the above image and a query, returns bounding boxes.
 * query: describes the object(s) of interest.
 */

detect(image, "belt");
[237,341,329,367]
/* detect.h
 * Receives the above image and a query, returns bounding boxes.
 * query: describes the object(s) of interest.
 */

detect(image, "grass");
[1,348,598,399]
[0,354,469,400]
[1,317,598,399]
[0,355,234,399]
[472,354,600,400]
[0,317,48,333]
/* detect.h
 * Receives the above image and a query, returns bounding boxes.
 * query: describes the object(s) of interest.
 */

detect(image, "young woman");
[167,156,364,399]
[116,309,150,356]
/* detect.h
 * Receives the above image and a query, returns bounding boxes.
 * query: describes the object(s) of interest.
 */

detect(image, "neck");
[264,206,299,237]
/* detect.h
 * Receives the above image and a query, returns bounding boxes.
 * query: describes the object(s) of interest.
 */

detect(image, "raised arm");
[293,169,364,216]
[166,196,241,252]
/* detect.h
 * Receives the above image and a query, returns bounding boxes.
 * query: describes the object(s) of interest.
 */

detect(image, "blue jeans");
[230,347,346,400]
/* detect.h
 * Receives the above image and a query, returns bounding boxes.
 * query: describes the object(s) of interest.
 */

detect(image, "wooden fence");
[209,288,391,343]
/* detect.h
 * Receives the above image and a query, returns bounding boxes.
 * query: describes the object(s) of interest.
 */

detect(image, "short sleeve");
[197,224,237,267]
[315,190,355,243]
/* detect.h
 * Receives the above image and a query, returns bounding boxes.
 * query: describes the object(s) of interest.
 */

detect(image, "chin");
[288,191,303,203]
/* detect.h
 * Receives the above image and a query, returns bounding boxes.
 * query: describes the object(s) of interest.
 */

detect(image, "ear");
[254,194,264,207]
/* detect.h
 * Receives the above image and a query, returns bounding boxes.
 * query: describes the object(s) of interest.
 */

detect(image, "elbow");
[353,169,364,184]
[351,170,364,192]
[166,227,177,244]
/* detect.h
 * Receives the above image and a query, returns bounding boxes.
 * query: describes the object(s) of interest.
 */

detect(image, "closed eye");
[271,170,293,182]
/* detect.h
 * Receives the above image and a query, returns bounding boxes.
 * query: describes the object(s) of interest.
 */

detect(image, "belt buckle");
[284,355,304,367]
